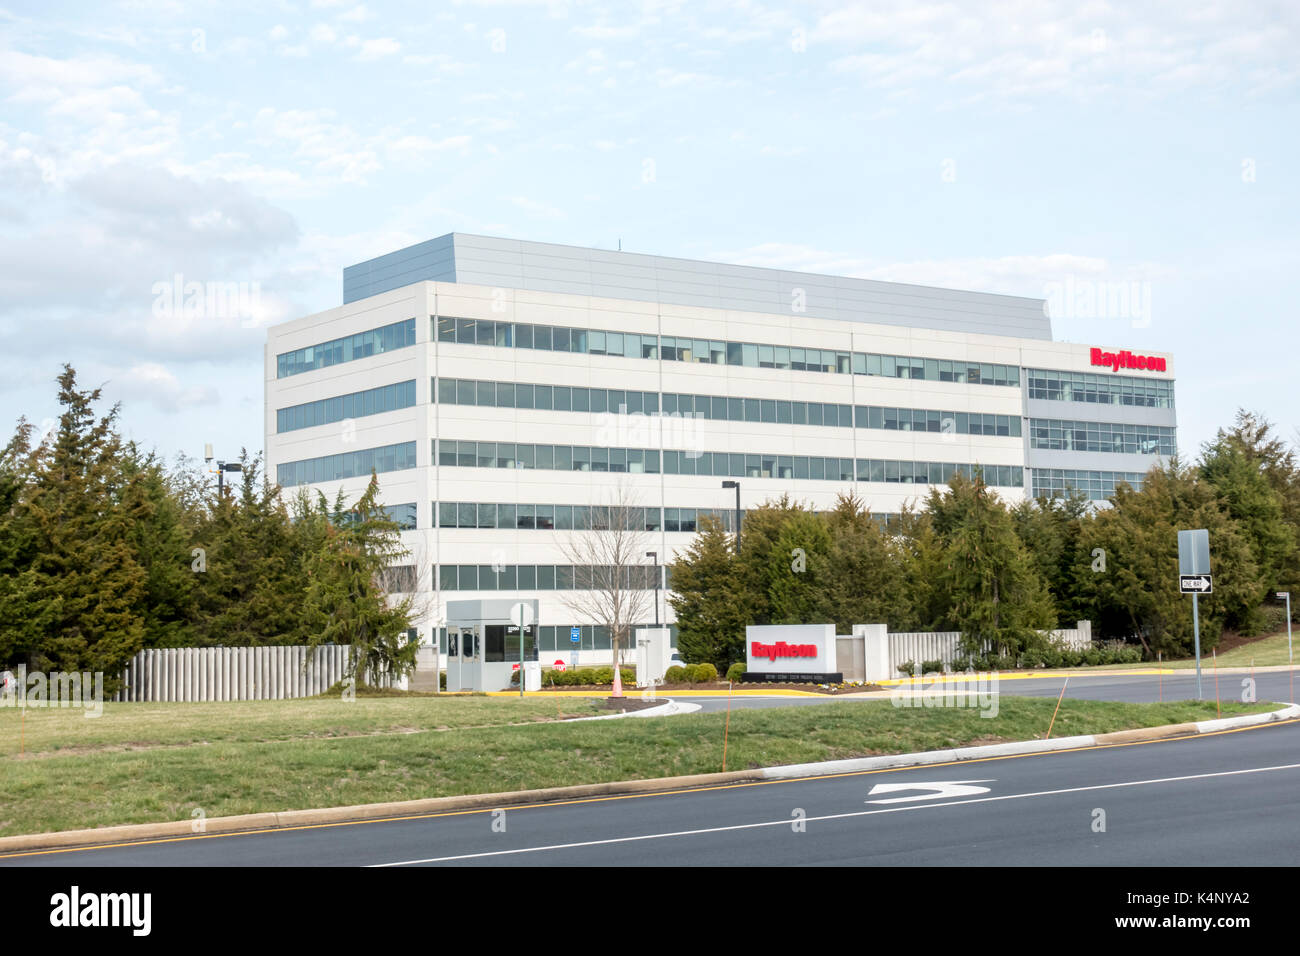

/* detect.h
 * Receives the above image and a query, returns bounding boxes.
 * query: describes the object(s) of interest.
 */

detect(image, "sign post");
[511,602,535,698]
[1279,592,1293,666]
[570,626,581,671]
[1178,529,1211,700]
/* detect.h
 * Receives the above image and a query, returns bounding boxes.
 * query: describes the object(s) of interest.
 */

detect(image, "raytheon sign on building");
[1090,347,1168,373]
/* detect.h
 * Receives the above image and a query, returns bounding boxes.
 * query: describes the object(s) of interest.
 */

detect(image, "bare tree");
[557,482,655,668]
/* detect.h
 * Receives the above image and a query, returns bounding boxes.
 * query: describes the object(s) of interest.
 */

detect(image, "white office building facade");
[265,234,1176,658]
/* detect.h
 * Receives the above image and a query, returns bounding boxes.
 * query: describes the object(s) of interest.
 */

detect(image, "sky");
[1,0,1296,470]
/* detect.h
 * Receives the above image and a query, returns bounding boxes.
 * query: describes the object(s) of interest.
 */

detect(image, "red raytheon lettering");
[751,641,818,662]
[1089,347,1167,373]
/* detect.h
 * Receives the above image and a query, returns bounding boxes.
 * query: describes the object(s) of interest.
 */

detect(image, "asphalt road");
[688,669,1299,712]
[5,717,1299,867]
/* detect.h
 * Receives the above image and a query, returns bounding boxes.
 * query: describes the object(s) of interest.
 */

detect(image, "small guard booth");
[445,599,540,692]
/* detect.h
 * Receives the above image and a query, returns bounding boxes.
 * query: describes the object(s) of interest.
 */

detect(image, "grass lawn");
[1068,628,1299,671]
[0,694,606,759]
[0,695,1275,838]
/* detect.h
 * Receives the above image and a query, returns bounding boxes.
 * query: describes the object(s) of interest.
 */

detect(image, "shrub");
[693,662,718,683]
[1019,648,1044,669]
[620,668,635,685]
[665,665,690,684]
[898,660,916,677]
[921,659,943,675]
[725,662,746,683]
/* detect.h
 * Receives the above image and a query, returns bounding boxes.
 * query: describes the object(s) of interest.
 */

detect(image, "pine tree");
[1075,459,1260,657]
[811,492,910,631]
[668,515,748,668]
[1200,411,1297,629]
[15,366,147,683]
[301,473,418,683]
[926,472,1056,658]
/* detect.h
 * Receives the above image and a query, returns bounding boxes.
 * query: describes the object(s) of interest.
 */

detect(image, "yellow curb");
[876,668,1181,685]
[0,770,765,855]
[485,688,832,698]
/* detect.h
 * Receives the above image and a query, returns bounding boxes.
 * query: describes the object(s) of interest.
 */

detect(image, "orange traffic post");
[722,680,734,772]
[1046,677,1070,740]
[1213,648,1220,719]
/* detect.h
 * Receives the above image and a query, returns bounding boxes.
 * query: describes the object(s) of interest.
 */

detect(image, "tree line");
[670,410,1300,670]
[0,366,417,692]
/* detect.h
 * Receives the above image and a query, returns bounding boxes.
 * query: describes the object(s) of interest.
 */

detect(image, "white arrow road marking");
[866,780,994,804]
[370,761,1300,866]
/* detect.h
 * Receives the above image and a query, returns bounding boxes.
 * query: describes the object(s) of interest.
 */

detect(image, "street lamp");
[721,480,741,553]
[646,551,660,627]
[205,444,243,497]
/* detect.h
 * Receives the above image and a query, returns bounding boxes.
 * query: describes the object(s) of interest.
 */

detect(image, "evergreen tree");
[1075,459,1260,657]
[121,444,199,648]
[812,493,910,631]
[1011,490,1094,627]
[892,505,948,631]
[1200,411,1297,628]
[0,420,54,666]
[13,366,147,683]
[767,508,831,625]
[668,515,748,668]
[301,474,419,682]
[192,452,308,646]
[926,472,1056,657]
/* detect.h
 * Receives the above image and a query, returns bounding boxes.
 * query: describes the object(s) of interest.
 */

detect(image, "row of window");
[277,381,417,433]
[435,376,1022,437]
[1030,469,1146,501]
[439,564,662,591]
[336,501,419,531]
[433,316,1022,387]
[1027,368,1175,408]
[276,319,416,379]
[432,502,904,534]
[277,442,418,487]
[1029,419,1176,456]
[434,625,675,654]
[435,439,1025,487]
[436,501,743,533]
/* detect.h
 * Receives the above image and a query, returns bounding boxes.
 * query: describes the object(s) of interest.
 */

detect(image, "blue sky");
[1,0,1296,471]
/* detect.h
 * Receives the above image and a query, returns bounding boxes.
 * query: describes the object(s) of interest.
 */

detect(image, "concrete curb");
[762,702,1300,780]
[568,698,703,721]
[2,703,1295,855]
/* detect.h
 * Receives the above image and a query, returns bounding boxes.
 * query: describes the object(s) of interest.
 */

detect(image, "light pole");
[205,444,243,497]
[721,480,741,553]
[646,551,660,627]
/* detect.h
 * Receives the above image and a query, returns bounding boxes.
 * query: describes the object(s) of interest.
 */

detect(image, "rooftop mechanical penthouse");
[265,233,1177,653]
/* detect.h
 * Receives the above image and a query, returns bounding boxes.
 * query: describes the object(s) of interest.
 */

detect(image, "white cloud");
[112,363,221,412]
[356,37,401,60]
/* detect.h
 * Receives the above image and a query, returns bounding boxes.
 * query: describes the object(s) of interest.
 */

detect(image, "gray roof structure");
[343,232,1053,340]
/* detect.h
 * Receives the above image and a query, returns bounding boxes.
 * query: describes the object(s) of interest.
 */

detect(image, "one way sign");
[1180,574,1213,594]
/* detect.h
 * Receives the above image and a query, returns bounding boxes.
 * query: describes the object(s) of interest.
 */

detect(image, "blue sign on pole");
[570,627,581,644]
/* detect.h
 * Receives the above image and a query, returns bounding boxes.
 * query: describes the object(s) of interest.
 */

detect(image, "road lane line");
[6,717,1298,862]
[372,760,1300,866]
